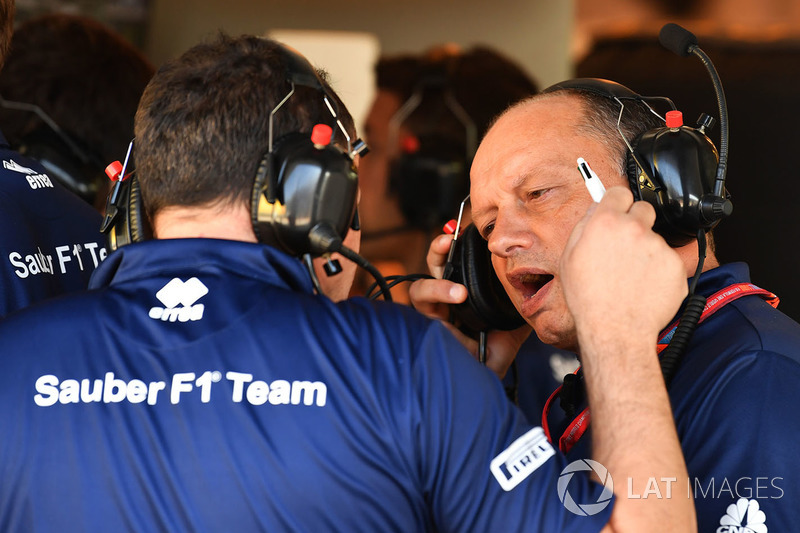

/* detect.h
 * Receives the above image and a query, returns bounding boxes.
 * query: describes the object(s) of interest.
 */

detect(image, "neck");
[153,201,257,242]
[675,234,719,278]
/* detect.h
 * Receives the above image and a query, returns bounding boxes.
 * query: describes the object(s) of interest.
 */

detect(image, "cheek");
[554,201,593,253]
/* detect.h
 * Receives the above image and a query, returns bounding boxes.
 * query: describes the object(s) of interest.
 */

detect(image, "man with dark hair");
[0,2,107,317]
[0,13,154,209]
[411,80,800,531]
[0,33,696,531]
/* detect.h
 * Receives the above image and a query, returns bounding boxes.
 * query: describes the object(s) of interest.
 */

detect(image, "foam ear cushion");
[127,175,149,242]
[250,132,310,247]
[625,147,645,201]
[445,224,525,333]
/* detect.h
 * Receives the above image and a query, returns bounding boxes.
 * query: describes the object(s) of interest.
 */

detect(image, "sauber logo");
[717,498,768,533]
[4,159,53,189]
[149,277,208,322]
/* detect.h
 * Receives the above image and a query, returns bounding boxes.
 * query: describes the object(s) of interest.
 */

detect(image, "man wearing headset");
[0,12,154,212]
[410,79,800,531]
[0,33,696,531]
[0,1,107,318]
[356,44,579,421]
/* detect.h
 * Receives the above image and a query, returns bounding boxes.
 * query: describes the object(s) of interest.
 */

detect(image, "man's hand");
[559,187,688,349]
[409,234,530,377]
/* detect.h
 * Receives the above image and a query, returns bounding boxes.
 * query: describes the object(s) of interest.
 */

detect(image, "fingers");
[595,185,634,211]
[426,233,455,279]
[408,278,467,321]
[627,197,657,228]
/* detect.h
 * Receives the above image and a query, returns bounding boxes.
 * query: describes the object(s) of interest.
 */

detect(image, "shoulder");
[330,296,467,365]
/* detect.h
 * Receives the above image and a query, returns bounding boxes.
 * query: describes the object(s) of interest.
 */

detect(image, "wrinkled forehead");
[471,95,585,178]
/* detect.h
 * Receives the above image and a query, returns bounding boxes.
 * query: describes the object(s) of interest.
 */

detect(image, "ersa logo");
[3,159,53,189]
[149,277,208,322]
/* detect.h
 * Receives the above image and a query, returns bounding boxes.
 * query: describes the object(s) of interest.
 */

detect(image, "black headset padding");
[446,223,525,333]
[127,175,147,243]
[100,172,151,250]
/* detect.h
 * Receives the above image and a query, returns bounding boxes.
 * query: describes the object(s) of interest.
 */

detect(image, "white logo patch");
[490,427,555,491]
[717,498,768,533]
[4,159,53,189]
[149,277,208,322]
[4,159,37,174]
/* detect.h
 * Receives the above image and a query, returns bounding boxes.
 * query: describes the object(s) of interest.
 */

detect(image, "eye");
[479,222,494,240]
[528,188,550,201]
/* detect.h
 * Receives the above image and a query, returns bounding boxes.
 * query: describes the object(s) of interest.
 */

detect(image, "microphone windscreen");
[659,23,698,57]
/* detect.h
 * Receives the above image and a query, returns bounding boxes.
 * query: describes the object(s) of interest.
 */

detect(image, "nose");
[487,209,534,259]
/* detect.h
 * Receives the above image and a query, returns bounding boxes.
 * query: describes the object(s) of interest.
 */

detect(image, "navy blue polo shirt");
[0,239,613,532]
[0,130,106,317]
[543,262,800,532]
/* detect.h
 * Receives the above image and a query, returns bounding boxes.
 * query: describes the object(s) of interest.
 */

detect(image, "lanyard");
[541,282,779,454]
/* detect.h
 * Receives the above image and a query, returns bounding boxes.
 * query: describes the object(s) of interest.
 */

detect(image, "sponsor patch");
[491,427,555,491]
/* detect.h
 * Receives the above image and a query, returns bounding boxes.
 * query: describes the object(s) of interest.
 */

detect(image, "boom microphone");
[658,22,699,57]
[659,22,731,217]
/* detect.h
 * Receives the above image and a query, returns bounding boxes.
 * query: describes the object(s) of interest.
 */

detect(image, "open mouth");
[509,272,554,300]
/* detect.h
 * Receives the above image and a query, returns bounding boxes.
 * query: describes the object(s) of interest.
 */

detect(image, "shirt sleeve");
[410,321,614,533]
[678,350,800,532]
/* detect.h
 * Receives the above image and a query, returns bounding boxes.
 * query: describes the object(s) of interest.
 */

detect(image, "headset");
[541,76,730,247]
[442,24,732,367]
[0,95,106,205]
[442,196,526,335]
[100,44,391,297]
[385,60,478,233]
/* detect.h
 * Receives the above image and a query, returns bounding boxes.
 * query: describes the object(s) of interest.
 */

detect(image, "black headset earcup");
[628,125,720,246]
[389,149,469,232]
[445,224,526,333]
[251,131,358,256]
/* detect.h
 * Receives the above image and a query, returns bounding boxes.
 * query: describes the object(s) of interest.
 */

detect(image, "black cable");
[307,223,393,302]
[660,230,708,387]
[365,273,434,301]
[478,330,487,365]
[337,245,393,302]
[302,253,324,295]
